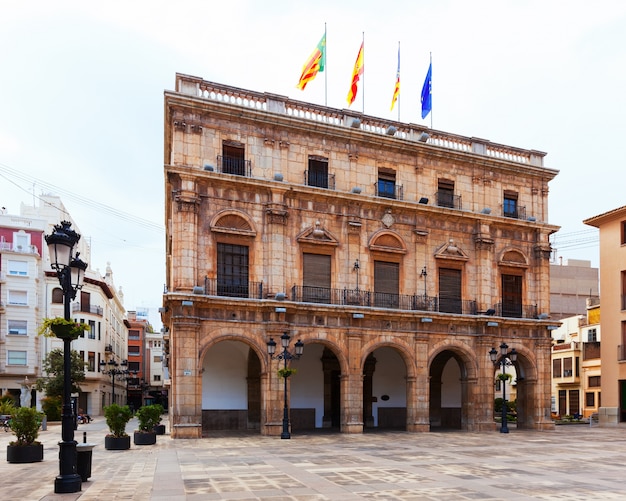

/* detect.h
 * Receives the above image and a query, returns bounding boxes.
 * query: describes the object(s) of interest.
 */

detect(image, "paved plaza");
[1,418,626,500]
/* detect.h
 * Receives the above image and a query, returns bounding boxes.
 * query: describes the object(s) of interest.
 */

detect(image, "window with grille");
[501,274,522,317]
[437,179,455,208]
[503,191,519,218]
[222,142,246,176]
[377,170,397,199]
[303,253,331,303]
[217,243,249,297]
[439,268,461,313]
[307,156,329,188]
[374,261,399,308]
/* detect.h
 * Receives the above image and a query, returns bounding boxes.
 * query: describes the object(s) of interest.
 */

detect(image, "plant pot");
[134,431,157,445]
[154,424,166,435]
[7,443,43,463]
[50,323,81,341]
[104,435,131,450]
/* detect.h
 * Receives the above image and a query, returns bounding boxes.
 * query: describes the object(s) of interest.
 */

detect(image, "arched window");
[52,287,64,304]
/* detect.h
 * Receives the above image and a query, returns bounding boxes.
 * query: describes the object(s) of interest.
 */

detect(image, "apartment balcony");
[503,205,527,220]
[494,303,537,319]
[216,155,251,177]
[72,303,104,316]
[304,170,335,190]
[375,183,404,200]
[436,191,462,209]
[200,278,264,299]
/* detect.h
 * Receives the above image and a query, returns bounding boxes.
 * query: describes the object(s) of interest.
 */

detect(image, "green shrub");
[9,407,43,446]
[104,403,133,437]
[41,396,62,421]
[135,404,164,432]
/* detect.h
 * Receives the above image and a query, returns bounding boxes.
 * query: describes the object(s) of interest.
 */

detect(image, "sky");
[1,0,625,324]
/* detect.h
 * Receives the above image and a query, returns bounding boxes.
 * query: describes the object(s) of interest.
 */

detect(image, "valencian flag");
[390,44,400,111]
[421,60,432,119]
[346,42,364,106]
[296,33,326,90]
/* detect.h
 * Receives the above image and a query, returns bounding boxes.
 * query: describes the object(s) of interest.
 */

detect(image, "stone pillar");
[473,338,498,431]
[342,331,364,433]
[411,336,430,431]
[170,317,202,439]
[172,174,199,293]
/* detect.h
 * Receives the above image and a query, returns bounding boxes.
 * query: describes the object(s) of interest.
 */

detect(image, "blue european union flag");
[421,62,432,119]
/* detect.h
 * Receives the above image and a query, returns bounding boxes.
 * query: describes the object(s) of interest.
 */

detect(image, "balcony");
[494,303,537,319]
[72,303,104,316]
[217,155,251,177]
[290,286,477,314]
[503,205,527,220]
[436,191,462,209]
[200,278,263,299]
[304,170,335,189]
[375,183,403,200]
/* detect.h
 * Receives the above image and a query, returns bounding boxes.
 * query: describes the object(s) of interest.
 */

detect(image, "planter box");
[104,435,131,450]
[154,424,166,435]
[133,431,156,445]
[7,443,44,463]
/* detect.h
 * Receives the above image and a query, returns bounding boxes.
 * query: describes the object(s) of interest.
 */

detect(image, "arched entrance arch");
[200,337,267,433]
[289,341,346,432]
[428,344,477,430]
[361,343,412,430]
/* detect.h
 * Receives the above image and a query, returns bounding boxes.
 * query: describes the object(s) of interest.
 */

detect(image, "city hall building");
[161,73,559,438]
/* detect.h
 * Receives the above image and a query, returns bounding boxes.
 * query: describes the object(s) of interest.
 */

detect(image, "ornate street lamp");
[46,221,87,494]
[100,359,129,405]
[489,342,518,434]
[267,332,304,439]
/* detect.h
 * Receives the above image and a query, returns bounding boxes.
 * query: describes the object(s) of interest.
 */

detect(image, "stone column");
[170,316,202,439]
[342,331,364,433]
[172,174,199,293]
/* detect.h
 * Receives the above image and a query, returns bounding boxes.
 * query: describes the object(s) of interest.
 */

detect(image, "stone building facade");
[162,74,559,438]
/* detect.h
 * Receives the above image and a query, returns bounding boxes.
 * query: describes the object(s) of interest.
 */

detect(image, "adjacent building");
[550,258,599,321]
[585,206,626,425]
[162,74,560,438]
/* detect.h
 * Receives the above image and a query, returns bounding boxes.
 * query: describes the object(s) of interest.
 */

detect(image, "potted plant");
[134,404,164,445]
[103,403,133,450]
[7,407,44,463]
[278,367,297,378]
[38,317,90,341]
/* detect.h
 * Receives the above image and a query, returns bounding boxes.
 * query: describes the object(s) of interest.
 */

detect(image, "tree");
[36,348,86,399]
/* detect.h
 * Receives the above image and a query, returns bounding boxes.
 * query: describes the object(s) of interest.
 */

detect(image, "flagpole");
[397,41,401,122]
[429,52,433,129]
[324,23,328,106]
[361,32,365,113]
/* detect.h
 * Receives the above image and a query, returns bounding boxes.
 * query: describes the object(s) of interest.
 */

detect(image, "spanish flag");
[346,42,364,106]
[296,34,326,90]
[390,44,400,111]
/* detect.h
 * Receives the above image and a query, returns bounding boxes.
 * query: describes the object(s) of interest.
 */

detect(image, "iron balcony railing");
[375,183,404,200]
[202,277,263,299]
[290,286,477,315]
[72,303,104,316]
[304,170,336,189]
[217,155,252,177]
[494,303,537,319]
[436,191,462,209]
[503,205,527,220]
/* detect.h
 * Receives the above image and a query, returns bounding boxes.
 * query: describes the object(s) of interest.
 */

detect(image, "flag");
[346,42,364,106]
[296,34,326,90]
[390,45,400,111]
[421,62,432,119]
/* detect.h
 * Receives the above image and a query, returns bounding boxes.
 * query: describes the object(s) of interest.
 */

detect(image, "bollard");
[41,415,47,431]
[83,432,87,443]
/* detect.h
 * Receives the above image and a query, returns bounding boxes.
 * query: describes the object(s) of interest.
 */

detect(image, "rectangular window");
[153,355,163,363]
[7,350,27,365]
[302,253,331,303]
[374,261,399,308]
[588,375,601,387]
[88,320,96,339]
[501,274,523,317]
[439,268,462,314]
[128,346,141,356]
[88,352,95,372]
[586,392,595,407]
[307,156,329,189]
[154,375,161,381]
[377,170,397,199]
[622,220,626,245]
[503,191,519,218]
[587,328,597,342]
[437,179,455,208]
[128,361,140,372]
[563,357,573,377]
[217,243,249,297]
[553,358,562,378]
[221,141,246,176]
[80,291,91,313]
[8,320,27,335]
[8,290,27,306]
[7,260,28,276]
[129,330,141,340]
[13,232,30,251]
[558,389,566,415]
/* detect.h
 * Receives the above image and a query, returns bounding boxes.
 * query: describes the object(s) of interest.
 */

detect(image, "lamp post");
[46,221,87,494]
[100,359,129,405]
[489,342,517,434]
[267,332,304,439]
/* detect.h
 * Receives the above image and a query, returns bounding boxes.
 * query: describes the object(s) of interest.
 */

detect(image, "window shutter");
[374,261,399,294]
[303,254,331,288]
[439,268,461,313]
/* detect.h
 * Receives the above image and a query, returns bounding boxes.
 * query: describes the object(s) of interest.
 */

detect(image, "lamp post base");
[54,473,82,494]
